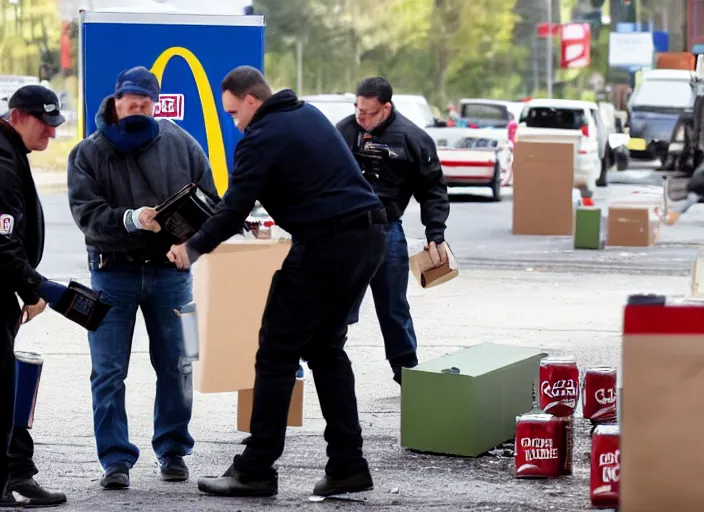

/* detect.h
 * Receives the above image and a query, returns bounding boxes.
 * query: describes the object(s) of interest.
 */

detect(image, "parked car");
[301,93,355,126]
[516,99,608,195]
[392,94,446,128]
[626,69,695,165]
[426,126,513,201]
[457,99,527,128]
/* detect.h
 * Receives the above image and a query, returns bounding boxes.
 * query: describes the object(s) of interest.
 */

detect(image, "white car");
[301,94,355,126]
[515,99,606,196]
[426,127,513,202]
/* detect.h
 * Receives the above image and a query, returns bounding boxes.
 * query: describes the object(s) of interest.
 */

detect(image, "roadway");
[14,163,699,511]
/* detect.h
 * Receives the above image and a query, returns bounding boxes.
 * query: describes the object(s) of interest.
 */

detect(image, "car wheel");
[596,157,609,187]
[490,162,502,202]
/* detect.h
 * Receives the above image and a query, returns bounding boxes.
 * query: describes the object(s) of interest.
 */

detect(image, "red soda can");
[514,414,564,478]
[539,356,579,417]
[590,424,620,508]
[582,367,617,422]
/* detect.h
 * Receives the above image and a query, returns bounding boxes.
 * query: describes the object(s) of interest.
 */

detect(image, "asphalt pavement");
[11,163,701,511]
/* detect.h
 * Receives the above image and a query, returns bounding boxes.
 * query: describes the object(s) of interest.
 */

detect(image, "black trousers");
[234,221,387,479]
[0,296,20,492]
[1,297,38,494]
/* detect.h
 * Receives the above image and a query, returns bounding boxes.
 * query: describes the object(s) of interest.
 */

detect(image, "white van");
[515,99,607,195]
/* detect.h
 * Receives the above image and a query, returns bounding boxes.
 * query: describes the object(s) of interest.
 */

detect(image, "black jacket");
[188,89,382,254]
[67,96,217,258]
[0,120,45,305]
[336,110,449,244]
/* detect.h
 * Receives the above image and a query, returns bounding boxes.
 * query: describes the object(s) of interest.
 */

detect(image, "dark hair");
[356,77,393,104]
[221,66,272,101]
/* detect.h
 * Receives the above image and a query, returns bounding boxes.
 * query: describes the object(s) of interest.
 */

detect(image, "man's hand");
[425,241,449,267]
[137,207,161,233]
[167,243,191,270]
[22,298,47,324]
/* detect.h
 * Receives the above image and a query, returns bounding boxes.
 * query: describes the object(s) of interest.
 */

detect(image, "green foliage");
[0,0,61,78]
[255,0,527,108]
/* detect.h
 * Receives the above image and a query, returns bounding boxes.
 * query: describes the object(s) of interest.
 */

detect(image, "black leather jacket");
[0,120,45,305]
[336,109,449,243]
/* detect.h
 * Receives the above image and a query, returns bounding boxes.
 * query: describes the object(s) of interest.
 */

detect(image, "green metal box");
[574,207,605,250]
[400,343,546,457]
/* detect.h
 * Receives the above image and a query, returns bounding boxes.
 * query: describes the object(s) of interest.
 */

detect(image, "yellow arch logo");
[151,47,228,195]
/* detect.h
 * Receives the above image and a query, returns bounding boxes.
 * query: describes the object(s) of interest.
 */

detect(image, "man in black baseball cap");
[1,85,65,152]
[0,83,67,508]
[7,85,65,128]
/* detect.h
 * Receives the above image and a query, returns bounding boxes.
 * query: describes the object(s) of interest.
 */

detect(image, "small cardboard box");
[512,141,577,236]
[400,342,546,457]
[606,204,659,247]
[409,244,459,288]
[574,207,604,249]
[237,378,304,433]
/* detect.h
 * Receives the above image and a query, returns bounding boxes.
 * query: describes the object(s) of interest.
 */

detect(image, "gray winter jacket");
[67,96,218,256]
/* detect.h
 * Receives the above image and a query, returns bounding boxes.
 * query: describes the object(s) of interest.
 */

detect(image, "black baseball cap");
[7,85,65,128]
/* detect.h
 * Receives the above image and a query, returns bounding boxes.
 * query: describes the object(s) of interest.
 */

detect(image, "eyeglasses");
[354,105,383,118]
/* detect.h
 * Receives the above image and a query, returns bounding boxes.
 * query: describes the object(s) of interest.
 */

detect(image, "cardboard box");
[236,378,304,432]
[400,342,546,457]
[191,239,291,393]
[606,204,659,247]
[574,207,604,249]
[409,244,459,288]
[512,141,576,236]
[621,301,704,512]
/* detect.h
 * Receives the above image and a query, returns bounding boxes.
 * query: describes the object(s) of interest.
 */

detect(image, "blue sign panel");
[653,31,669,52]
[80,12,266,194]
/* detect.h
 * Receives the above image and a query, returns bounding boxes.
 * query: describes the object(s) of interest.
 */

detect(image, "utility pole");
[547,0,553,98]
[296,37,303,96]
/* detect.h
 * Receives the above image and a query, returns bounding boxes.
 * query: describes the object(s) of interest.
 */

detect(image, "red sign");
[153,94,185,120]
[537,23,561,38]
[561,23,591,68]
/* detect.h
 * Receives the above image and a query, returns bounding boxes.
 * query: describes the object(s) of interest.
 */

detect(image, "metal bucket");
[175,302,199,360]
[14,351,43,429]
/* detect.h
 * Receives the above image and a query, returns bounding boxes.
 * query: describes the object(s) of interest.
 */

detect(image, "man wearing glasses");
[336,76,450,385]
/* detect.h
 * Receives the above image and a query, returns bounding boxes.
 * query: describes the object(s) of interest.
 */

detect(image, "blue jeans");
[88,264,195,470]
[348,220,418,370]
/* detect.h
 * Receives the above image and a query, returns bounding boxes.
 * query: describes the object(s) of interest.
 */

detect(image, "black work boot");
[313,470,374,497]
[8,477,67,507]
[197,460,277,497]
[0,487,27,508]
[159,456,189,482]
[100,464,130,490]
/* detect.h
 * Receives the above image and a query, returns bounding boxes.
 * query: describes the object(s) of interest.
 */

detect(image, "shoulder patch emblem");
[0,214,14,235]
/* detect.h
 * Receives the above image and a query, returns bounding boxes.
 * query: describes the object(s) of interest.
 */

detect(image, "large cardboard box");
[606,203,659,247]
[237,378,304,432]
[192,239,291,393]
[400,342,546,457]
[512,141,576,236]
[621,300,704,512]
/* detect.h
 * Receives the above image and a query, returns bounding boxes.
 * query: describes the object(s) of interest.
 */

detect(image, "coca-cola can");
[582,367,617,423]
[539,356,579,417]
[590,424,620,509]
[560,415,574,476]
[514,414,564,478]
